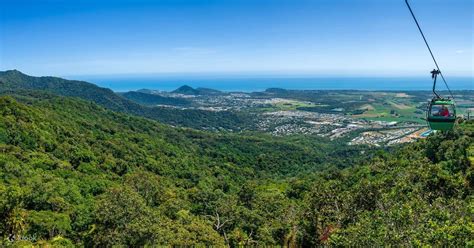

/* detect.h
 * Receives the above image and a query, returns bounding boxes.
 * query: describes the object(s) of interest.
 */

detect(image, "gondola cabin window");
[430,104,455,118]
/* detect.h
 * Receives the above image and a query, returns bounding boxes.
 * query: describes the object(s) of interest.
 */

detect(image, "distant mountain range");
[0,70,249,130]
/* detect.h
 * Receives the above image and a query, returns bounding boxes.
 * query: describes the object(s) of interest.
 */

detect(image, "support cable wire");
[405,0,454,99]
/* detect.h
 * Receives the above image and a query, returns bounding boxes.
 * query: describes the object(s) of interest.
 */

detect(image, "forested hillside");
[120,91,192,106]
[0,70,249,130]
[172,85,223,95]
[0,91,472,246]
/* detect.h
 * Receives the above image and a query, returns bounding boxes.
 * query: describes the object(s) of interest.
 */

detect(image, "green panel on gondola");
[427,117,456,131]
[431,99,455,105]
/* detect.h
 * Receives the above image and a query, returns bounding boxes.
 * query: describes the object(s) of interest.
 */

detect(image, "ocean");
[67,75,473,92]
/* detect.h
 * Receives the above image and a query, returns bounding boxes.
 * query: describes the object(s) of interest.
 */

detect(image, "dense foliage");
[0,90,472,246]
[120,91,191,106]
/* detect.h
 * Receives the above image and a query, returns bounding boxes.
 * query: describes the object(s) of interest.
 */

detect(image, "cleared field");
[359,104,375,110]
[258,99,317,112]
[395,93,411,98]
[352,98,425,123]
[388,101,412,110]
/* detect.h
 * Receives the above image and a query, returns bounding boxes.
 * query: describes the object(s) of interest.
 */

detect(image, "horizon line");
[1,68,472,79]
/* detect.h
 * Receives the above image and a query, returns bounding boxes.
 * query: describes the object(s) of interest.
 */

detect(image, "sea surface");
[68,75,473,92]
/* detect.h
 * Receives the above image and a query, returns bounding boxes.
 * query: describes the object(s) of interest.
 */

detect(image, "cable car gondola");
[405,0,456,131]
[427,98,456,131]
[426,70,456,131]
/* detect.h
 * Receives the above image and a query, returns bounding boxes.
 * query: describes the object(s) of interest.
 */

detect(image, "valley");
[124,86,474,146]
[0,70,472,246]
[2,70,471,148]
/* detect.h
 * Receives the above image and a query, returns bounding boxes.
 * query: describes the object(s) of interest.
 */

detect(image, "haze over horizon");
[1,0,473,78]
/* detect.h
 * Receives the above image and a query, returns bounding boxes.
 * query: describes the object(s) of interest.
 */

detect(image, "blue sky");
[0,0,472,77]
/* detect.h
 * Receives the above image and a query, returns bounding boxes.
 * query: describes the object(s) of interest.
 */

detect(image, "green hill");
[0,70,247,130]
[120,91,191,106]
[0,70,131,112]
[195,87,223,95]
[172,85,200,95]
[172,85,223,95]
[0,91,472,246]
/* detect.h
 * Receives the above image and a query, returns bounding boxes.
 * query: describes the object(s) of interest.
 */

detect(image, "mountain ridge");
[120,91,191,106]
[0,70,248,130]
